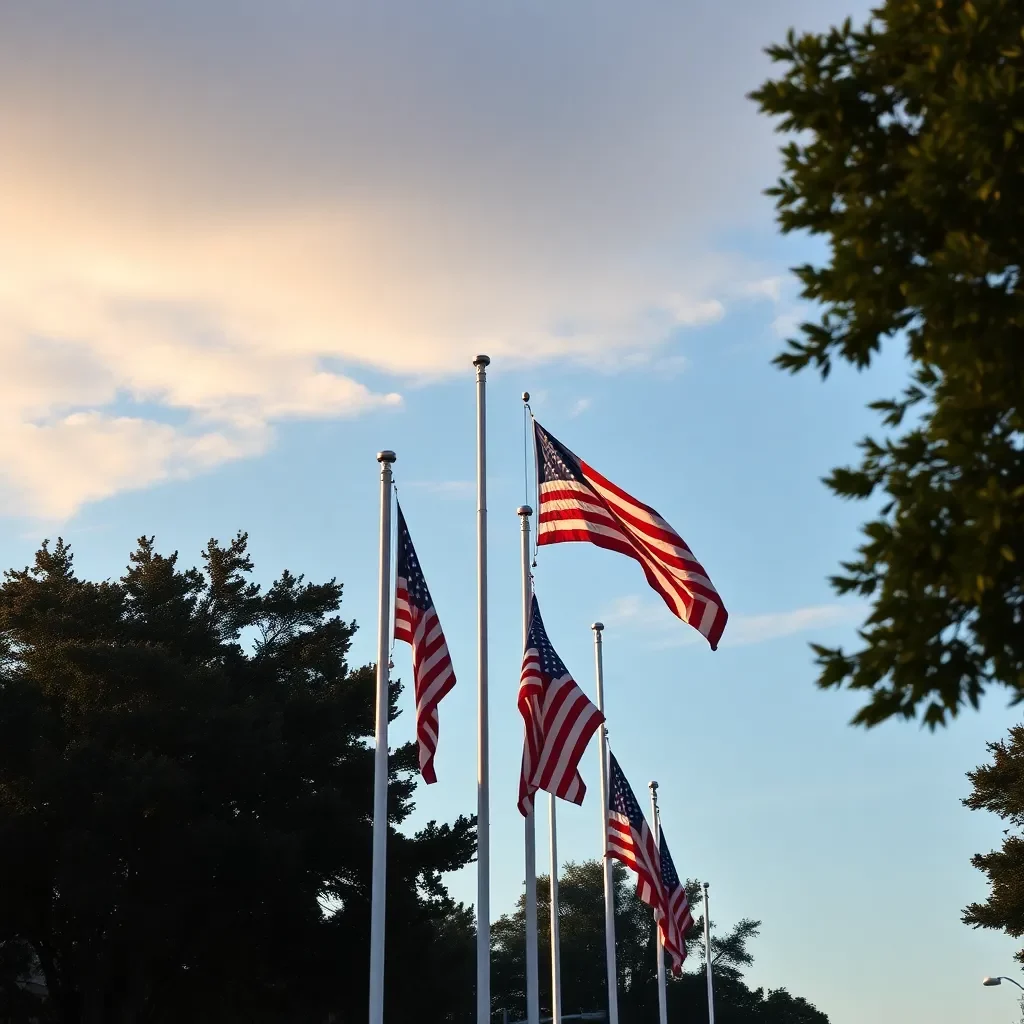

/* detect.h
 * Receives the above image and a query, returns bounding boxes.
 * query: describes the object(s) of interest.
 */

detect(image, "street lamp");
[983,976,1024,992]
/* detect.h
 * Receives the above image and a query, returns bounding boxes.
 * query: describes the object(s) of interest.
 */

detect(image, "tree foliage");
[490,860,828,1024]
[963,724,1024,968]
[751,0,1024,726]
[0,535,475,1024]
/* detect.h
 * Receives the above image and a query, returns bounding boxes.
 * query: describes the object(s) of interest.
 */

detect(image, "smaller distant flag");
[606,752,665,918]
[533,420,728,650]
[518,596,604,816]
[394,503,456,784]
[656,830,694,975]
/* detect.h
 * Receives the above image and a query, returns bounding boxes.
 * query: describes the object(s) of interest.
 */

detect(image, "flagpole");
[549,793,562,1024]
[591,624,619,1024]
[368,449,396,1024]
[703,882,716,1024]
[648,783,668,1024]
[474,355,491,1024]
[519,505,541,1024]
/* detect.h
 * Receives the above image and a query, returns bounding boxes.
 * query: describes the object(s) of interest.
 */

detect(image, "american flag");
[533,420,728,650]
[518,595,604,816]
[606,752,665,918]
[656,829,694,975]
[393,502,456,785]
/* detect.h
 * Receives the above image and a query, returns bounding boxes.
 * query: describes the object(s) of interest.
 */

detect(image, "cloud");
[740,277,784,303]
[0,1,854,516]
[723,605,864,646]
[569,398,592,418]
[602,595,864,649]
[0,414,267,520]
[771,310,804,340]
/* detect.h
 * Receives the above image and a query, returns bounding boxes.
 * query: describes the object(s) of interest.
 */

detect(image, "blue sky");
[1,2,1021,1022]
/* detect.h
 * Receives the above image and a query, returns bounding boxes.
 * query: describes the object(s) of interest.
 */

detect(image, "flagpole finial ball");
[591,622,604,632]
[522,391,530,403]
[517,505,533,517]
[376,450,396,464]
[473,354,491,367]
[703,881,710,891]
[649,780,659,792]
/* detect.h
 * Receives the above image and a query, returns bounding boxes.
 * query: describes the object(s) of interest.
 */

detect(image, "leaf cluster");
[751,0,1024,726]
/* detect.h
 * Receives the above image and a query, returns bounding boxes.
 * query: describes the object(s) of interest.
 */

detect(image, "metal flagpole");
[368,449,396,1024]
[474,355,491,1024]
[703,882,716,1024]
[648,783,668,1024]
[549,793,562,1024]
[518,505,540,1024]
[591,624,619,1024]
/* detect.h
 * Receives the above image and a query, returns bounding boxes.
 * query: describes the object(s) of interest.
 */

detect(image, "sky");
[0,2,1021,1021]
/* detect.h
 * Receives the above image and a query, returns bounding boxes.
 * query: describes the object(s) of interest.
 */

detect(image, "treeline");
[0,536,826,1023]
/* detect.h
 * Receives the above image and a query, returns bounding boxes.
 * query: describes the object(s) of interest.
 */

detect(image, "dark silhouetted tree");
[963,724,1024,976]
[0,535,475,1024]
[491,860,828,1023]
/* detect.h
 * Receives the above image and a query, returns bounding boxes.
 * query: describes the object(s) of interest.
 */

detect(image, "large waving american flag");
[606,752,665,918]
[656,829,694,975]
[534,420,728,650]
[394,503,456,784]
[518,596,604,816]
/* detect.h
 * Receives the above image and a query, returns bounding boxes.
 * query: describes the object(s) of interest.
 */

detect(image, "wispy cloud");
[569,398,592,418]
[602,595,864,649]
[729,274,812,347]
[0,3,824,517]
[739,277,784,303]
[771,310,804,340]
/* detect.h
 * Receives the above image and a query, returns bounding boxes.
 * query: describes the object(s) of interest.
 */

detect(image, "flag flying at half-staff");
[533,420,728,650]
[606,751,665,917]
[656,829,694,976]
[394,502,457,784]
[518,595,604,816]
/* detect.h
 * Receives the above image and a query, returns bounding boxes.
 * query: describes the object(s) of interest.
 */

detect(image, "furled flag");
[533,420,728,650]
[606,751,666,918]
[518,595,604,816]
[655,829,694,975]
[393,502,456,784]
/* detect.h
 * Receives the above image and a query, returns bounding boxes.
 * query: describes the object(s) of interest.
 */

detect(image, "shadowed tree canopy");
[490,860,829,1024]
[751,0,1024,726]
[963,724,1024,970]
[0,535,476,1024]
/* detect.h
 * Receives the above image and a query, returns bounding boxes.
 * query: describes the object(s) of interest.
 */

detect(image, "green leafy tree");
[490,860,828,1023]
[0,535,475,1024]
[750,0,1024,726]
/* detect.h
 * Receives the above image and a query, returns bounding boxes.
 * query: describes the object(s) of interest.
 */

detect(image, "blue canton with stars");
[659,832,681,892]
[397,504,432,613]
[534,421,586,485]
[609,752,647,830]
[526,596,570,679]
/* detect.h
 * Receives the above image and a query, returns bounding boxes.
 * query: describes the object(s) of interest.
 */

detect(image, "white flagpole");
[518,504,540,1024]
[591,624,619,1024]
[474,355,491,1024]
[704,882,716,1024]
[648,783,668,1024]
[549,793,562,1024]
[368,449,396,1024]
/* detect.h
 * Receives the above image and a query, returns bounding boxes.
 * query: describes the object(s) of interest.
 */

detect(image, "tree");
[750,0,1024,727]
[0,536,476,1024]
[963,724,1024,968]
[490,860,829,1023]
